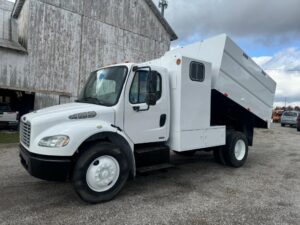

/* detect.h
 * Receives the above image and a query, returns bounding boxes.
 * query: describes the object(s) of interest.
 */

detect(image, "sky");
[154,0,300,107]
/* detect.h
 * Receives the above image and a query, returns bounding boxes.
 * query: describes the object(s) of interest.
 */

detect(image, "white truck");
[19,34,276,203]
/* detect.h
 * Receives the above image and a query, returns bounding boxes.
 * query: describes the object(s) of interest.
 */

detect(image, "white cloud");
[263,48,300,70]
[252,56,272,66]
[170,45,181,50]
[154,0,300,47]
[253,48,300,107]
[268,70,300,96]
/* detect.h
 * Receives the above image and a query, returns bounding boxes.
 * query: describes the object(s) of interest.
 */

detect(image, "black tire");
[223,131,248,168]
[297,127,300,132]
[281,123,285,127]
[173,150,196,156]
[72,142,129,203]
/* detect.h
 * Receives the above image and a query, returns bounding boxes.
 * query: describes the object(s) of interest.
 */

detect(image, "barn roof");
[11,0,178,41]
[144,0,177,41]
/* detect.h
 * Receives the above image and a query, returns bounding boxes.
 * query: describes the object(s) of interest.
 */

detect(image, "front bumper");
[19,144,72,181]
[281,120,297,125]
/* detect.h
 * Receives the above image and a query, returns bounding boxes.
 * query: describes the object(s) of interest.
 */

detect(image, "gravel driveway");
[0,124,299,225]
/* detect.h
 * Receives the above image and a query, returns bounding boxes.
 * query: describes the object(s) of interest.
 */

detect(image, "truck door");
[124,66,169,144]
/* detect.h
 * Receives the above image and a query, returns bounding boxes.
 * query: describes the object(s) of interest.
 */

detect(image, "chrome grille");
[20,121,31,148]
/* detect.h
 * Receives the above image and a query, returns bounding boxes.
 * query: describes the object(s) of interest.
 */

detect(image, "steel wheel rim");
[86,155,120,192]
[234,139,246,160]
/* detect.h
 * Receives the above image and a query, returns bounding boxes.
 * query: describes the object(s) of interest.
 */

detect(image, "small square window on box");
[190,62,205,82]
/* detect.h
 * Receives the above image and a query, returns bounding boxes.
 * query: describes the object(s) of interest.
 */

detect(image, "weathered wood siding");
[0,48,29,88]
[0,0,172,109]
[27,0,82,98]
[0,0,30,92]
[0,0,13,40]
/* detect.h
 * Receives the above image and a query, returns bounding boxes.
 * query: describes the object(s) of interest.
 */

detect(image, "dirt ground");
[0,123,299,225]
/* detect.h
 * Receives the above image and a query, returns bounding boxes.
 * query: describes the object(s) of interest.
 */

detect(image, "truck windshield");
[77,66,128,106]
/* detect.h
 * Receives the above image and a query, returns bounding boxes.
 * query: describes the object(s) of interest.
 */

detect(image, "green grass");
[0,132,19,144]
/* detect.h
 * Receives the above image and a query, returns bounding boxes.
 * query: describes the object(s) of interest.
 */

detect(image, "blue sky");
[154,0,300,106]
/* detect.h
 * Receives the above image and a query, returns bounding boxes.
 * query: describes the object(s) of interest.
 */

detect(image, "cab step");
[134,143,170,168]
[137,163,174,174]
[135,145,169,154]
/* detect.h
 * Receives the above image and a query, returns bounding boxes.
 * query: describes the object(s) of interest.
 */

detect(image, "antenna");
[158,0,168,17]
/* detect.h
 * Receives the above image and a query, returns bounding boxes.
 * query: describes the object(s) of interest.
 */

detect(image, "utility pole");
[158,0,168,17]
[285,97,287,108]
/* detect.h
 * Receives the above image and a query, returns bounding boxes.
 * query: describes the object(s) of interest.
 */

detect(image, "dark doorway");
[0,88,35,117]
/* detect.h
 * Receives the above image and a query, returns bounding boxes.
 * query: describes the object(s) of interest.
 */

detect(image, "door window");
[129,70,162,104]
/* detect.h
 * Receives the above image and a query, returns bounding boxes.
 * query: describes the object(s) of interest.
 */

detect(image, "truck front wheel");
[223,131,248,168]
[72,142,129,203]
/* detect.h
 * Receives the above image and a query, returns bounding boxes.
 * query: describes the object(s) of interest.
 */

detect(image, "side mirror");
[146,71,158,106]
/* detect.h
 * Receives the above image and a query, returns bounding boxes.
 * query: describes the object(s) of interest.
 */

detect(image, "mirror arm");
[133,105,150,112]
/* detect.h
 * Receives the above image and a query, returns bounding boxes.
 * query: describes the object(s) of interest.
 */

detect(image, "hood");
[23,103,114,121]
[21,103,115,136]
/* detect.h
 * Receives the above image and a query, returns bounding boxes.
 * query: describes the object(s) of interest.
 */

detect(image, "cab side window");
[129,70,162,104]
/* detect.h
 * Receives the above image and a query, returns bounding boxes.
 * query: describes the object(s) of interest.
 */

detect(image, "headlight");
[38,135,70,147]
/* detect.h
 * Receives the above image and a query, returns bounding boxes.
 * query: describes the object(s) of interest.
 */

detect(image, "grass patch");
[0,132,19,144]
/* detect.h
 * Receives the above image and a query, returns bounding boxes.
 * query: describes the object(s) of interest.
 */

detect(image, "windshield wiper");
[79,97,105,105]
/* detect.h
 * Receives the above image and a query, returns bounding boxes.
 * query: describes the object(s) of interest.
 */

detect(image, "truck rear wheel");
[72,142,129,203]
[223,131,248,167]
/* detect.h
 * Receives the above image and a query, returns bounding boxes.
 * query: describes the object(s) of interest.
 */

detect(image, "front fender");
[30,120,132,157]
[80,131,136,178]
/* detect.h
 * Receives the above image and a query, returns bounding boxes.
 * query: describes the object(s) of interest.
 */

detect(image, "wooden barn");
[0,0,177,115]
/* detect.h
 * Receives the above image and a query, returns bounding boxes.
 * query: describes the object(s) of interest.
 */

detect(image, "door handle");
[160,114,166,127]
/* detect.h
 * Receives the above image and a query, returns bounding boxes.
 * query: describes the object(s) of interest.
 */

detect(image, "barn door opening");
[0,88,35,117]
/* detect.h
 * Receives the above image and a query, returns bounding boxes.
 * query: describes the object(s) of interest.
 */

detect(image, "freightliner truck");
[19,34,276,203]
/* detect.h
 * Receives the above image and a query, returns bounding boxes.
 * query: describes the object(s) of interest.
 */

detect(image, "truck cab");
[20,62,172,202]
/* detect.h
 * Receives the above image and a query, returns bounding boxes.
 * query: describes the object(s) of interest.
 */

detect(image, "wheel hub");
[86,155,120,192]
[234,139,246,160]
